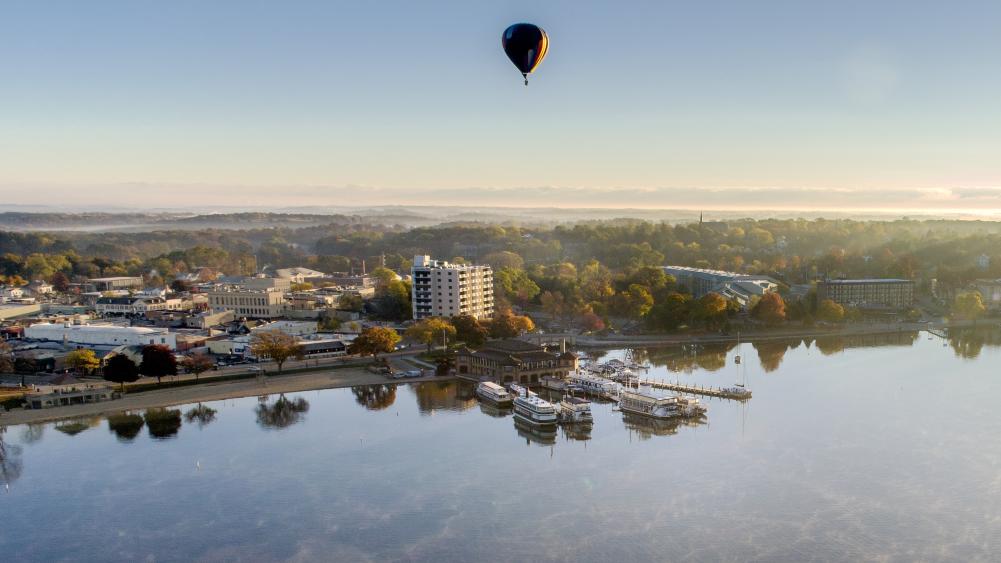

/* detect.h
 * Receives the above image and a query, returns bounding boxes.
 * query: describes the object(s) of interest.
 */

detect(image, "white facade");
[24,323,178,350]
[411,255,494,320]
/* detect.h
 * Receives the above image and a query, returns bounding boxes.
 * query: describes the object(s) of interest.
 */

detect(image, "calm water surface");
[2,329,1001,562]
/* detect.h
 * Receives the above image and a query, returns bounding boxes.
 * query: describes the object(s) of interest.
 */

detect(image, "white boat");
[618,386,706,419]
[568,372,621,399]
[508,383,531,398]
[513,394,558,426]
[476,381,514,406]
[558,396,593,424]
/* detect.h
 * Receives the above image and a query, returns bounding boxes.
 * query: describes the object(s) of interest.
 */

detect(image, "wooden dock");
[634,378,752,401]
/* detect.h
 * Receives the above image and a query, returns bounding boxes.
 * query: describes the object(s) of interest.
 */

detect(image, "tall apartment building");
[411,255,494,320]
[207,287,287,319]
[817,279,914,309]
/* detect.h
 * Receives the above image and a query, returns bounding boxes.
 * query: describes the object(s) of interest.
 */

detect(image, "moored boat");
[476,381,514,406]
[618,386,705,420]
[513,394,558,426]
[568,372,620,400]
[558,396,593,424]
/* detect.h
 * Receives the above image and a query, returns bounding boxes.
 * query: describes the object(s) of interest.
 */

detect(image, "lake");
[2,328,1000,562]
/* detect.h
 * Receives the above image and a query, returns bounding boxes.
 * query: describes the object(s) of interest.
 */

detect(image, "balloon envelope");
[502,23,548,77]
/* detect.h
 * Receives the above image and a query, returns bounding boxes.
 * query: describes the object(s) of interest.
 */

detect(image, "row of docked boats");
[475,370,706,432]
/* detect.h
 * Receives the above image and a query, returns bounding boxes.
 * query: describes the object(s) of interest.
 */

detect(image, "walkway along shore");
[0,367,450,427]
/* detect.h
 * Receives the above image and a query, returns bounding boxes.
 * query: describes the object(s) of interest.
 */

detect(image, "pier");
[632,378,752,401]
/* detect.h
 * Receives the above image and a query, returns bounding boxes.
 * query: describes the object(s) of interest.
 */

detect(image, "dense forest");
[2,216,1000,330]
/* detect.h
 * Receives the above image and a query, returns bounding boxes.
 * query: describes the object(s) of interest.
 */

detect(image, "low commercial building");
[250,320,318,337]
[96,296,187,316]
[817,279,914,309]
[24,322,178,350]
[87,276,144,291]
[207,287,286,319]
[455,339,578,385]
[25,386,118,410]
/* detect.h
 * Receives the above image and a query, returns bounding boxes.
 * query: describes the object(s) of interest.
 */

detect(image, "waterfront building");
[87,276,144,291]
[24,322,178,350]
[817,279,914,309]
[411,255,494,320]
[455,339,577,385]
[207,287,286,319]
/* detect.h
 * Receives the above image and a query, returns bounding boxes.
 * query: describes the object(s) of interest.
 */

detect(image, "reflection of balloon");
[502,23,549,85]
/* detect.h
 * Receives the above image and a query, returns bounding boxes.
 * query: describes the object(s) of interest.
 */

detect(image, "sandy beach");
[0,368,447,427]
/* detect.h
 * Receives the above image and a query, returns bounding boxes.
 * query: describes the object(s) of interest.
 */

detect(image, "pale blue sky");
[3,1,1001,211]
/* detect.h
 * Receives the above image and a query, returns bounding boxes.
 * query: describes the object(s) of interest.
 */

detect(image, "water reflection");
[621,412,707,440]
[19,424,44,445]
[184,404,218,428]
[948,327,1001,359]
[351,384,397,411]
[411,380,476,414]
[632,342,736,373]
[478,403,511,418]
[107,413,145,442]
[144,408,182,439]
[513,417,557,446]
[559,424,592,442]
[753,340,795,372]
[0,429,23,487]
[255,395,310,430]
[55,417,100,436]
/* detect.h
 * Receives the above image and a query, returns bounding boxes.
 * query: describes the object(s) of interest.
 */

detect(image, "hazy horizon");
[5,1,1001,216]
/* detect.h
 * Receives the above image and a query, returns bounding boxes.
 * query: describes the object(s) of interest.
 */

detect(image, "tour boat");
[476,381,514,407]
[618,386,706,420]
[567,372,621,400]
[558,396,594,424]
[508,383,532,398]
[513,394,558,426]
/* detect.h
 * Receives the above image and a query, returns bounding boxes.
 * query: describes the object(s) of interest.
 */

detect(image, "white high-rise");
[411,255,494,320]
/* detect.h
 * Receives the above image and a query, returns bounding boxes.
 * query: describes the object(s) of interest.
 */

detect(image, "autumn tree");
[693,292,729,331]
[953,291,986,321]
[0,340,13,374]
[481,251,524,271]
[489,311,535,338]
[249,330,304,373]
[66,349,101,374]
[611,284,654,320]
[103,354,140,391]
[348,327,401,357]
[451,314,489,347]
[816,299,845,323]
[139,344,178,384]
[181,352,214,381]
[405,317,457,352]
[752,292,787,325]
[50,271,70,292]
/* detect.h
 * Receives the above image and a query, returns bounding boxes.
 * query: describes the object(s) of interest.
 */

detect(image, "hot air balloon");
[502,23,548,85]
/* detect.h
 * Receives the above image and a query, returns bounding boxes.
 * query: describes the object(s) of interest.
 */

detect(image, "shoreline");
[572,320,992,349]
[0,368,449,427]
